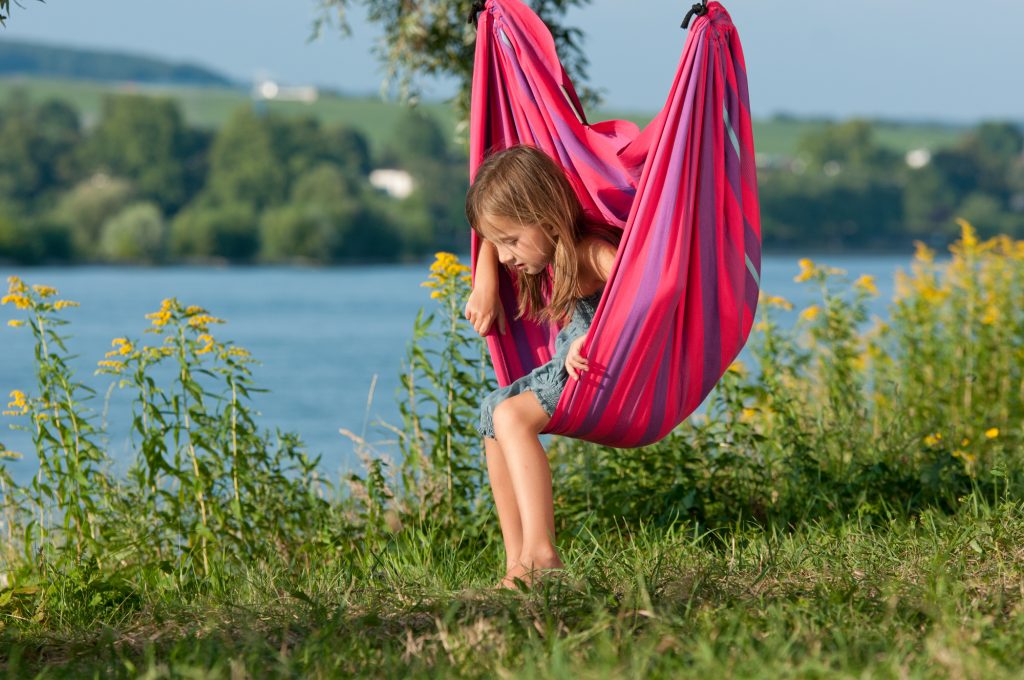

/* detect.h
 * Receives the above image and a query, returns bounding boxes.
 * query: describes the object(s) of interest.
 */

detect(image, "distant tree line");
[1,87,1023,265]
[0,89,468,265]
[761,119,1024,250]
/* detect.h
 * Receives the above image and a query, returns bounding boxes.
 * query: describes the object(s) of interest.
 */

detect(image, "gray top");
[477,289,603,439]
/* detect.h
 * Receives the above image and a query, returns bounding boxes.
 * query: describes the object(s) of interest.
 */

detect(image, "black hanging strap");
[468,1,487,26]
[681,0,708,29]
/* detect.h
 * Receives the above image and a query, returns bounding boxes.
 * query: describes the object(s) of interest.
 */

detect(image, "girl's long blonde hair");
[466,145,616,325]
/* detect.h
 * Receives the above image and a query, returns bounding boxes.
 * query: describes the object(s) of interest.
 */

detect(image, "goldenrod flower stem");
[231,378,240,510]
[179,325,209,575]
[445,294,456,512]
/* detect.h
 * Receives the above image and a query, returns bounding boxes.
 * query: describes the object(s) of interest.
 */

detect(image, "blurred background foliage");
[0,88,469,265]
[0,85,1021,265]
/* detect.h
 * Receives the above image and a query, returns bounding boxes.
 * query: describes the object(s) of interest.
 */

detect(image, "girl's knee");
[491,400,519,439]
[492,393,546,440]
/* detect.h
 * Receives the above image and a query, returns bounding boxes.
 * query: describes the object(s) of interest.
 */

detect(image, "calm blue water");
[0,254,912,485]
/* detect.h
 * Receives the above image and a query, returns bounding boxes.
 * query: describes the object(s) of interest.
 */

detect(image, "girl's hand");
[565,335,588,379]
[465,284,507,336]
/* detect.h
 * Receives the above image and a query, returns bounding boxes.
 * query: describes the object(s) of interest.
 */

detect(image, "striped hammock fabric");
[469,0,761,448]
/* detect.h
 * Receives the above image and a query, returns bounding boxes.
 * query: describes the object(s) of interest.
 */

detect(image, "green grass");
[0,77,969,158]
[3,501,1023,678]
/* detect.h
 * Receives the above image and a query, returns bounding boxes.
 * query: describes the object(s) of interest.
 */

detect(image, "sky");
[2,0,1022,123]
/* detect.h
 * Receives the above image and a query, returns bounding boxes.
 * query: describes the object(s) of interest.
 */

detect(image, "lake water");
[1,254,914,485]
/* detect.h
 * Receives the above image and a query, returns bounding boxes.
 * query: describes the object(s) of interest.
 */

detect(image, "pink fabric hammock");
[469,0,761,448]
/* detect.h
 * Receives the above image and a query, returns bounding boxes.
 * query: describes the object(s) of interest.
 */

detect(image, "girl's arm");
[465,240,507,336]
[565,237,617,378]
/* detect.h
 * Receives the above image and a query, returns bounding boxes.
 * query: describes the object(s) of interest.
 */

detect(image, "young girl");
[464,145,619,589]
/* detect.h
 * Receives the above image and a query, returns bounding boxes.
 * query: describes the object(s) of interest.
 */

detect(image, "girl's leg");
[492,392,563,585]
[484,436,523,574]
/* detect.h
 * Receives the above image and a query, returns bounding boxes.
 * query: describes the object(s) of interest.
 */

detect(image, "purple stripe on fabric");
[729,33,751,109]
[639,318,676,444]
[744,218,760,272]
[497,40,544,147]
[697,57,722,400]
[497,34,538,107]
[501,277,537,370]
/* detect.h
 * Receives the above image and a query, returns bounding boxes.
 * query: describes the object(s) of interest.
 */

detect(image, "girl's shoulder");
[578,232,618,285]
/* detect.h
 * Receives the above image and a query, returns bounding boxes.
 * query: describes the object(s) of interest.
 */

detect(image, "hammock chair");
[469,0,761,448]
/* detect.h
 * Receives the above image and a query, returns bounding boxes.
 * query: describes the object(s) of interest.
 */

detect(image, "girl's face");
[481,214,555,276]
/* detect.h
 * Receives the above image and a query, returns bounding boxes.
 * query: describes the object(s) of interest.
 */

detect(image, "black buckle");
[468,1,486,26]
[681,0,708,29]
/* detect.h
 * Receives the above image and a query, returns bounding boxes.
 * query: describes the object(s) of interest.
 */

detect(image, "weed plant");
[2,220,1024,676]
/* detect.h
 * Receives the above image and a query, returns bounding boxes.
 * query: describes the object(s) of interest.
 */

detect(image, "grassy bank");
[4,505,1023,677]
[3,221,1024,676]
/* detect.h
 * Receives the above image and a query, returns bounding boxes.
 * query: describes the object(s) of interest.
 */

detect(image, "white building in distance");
[252,78,318,104]
[369,169,415,199]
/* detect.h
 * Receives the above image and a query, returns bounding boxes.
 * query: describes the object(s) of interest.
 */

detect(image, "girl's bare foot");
[498,552,564,590]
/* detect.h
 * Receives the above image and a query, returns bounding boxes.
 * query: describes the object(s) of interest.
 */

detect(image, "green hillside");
[0,77,967,158]
[0,40,232,87]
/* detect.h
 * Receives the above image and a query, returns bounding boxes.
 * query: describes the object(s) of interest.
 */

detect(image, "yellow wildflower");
[1,294,31,309]
[146,310,172,327]
[923,433,942,447]
[799,305,820,322]
[952,449,976,463]
[0,447,23,460]
[740,407,758,422]
[913,240,934,264]
[7,319,25,327]
[35,412,49,422]
[980,305,999,325]
[824,265,848,277]
[794,258,816,283]
[110,338,134,356]
[31,284,57,298]
[184,305,207,316]
[96,360,126,373]
[7,275,27,294]
[196,333,215,354]
[960,438,970,446]
[758,293,793,310]
[53,300,79,311]
[424,252,471,294]
[853,275,878,296]
[4,390,29,416]
[985,428,999,439]
[955,218,978,249]
[226,347,251,358]
[727,360,746,377]
[919,285,949,304]
[187,314,224,328]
